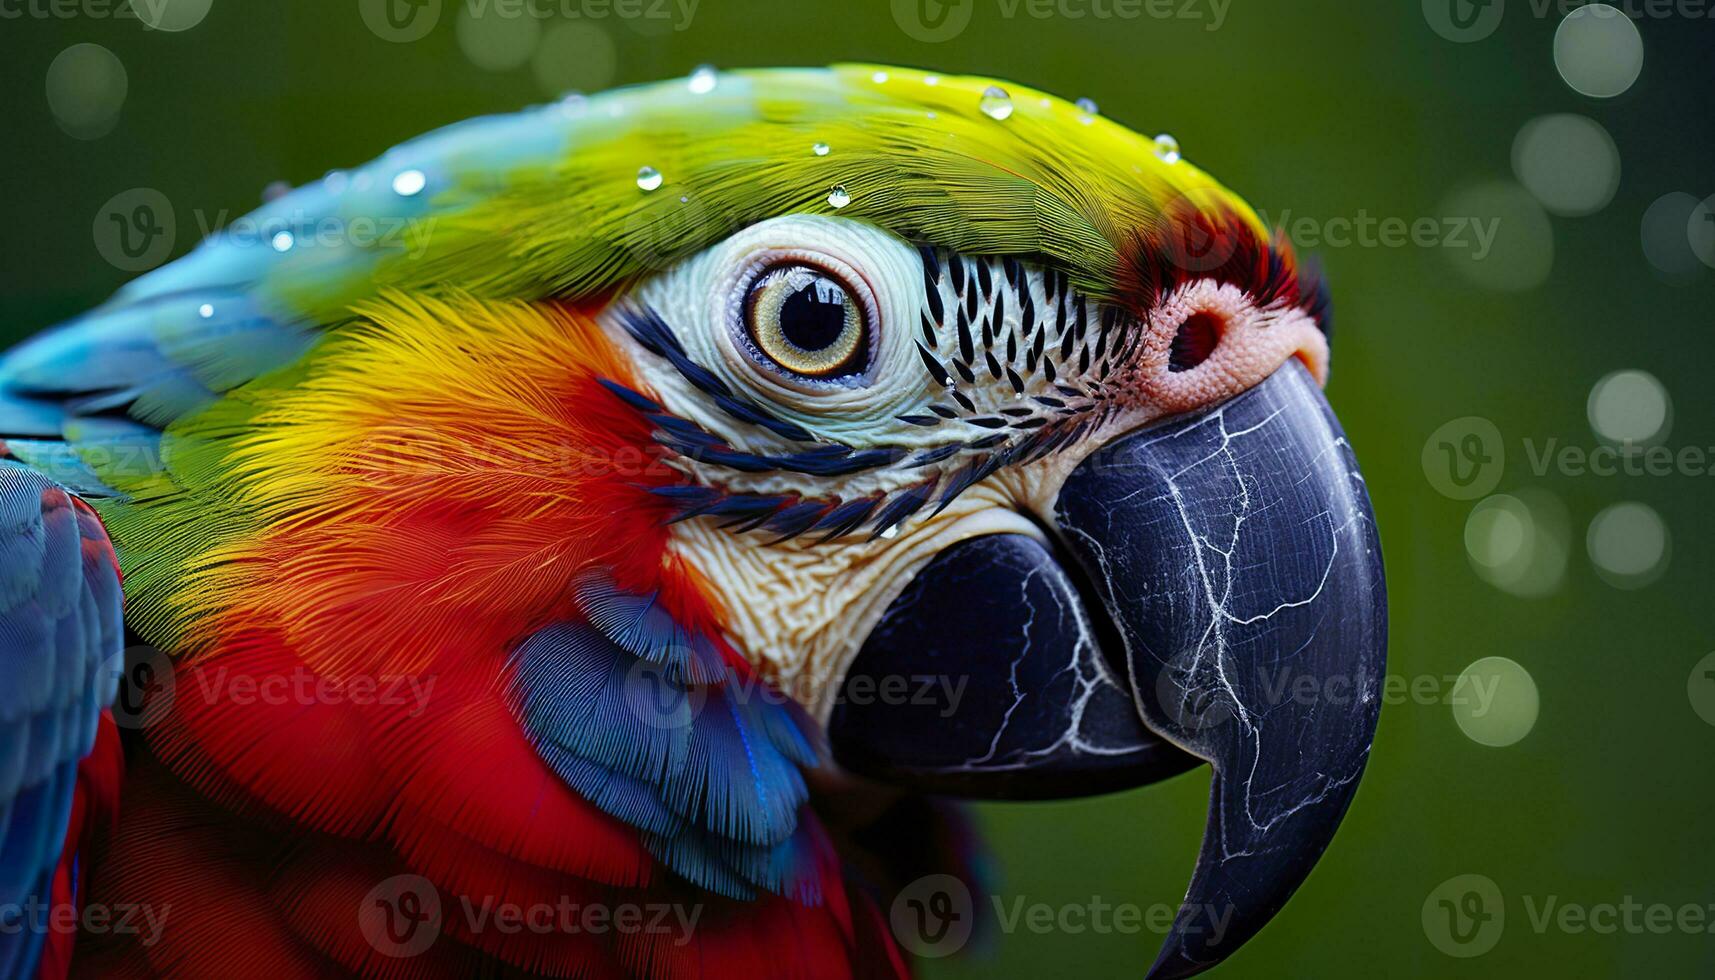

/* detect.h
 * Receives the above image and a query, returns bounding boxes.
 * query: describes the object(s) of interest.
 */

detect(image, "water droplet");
[979,86,1014,120]
[811,142,831,157]
[1153,133,1181,164]
[924,74,940,86]
[270,231,295,253]
[198,303,215,319]
[391,169,427,197]
[871,71,889,84]
[554,92,588,116]
[636,166,664,191]
[827,185,851,209]
[1075,97,1099,115]
[687,64,717,94]
[323,170,350,193]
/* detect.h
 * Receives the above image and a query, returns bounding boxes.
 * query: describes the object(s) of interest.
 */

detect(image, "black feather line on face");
[617,306,816,443]
[610,245,1171,546]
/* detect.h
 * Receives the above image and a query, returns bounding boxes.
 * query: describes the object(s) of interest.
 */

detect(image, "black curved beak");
[829,361,1386,976]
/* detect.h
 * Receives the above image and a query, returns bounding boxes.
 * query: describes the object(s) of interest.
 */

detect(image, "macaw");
[0,65,1385,979]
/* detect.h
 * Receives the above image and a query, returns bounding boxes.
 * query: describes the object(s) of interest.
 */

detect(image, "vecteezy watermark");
[359,0,699,42]
[1424,875,1715,958]
[93,189,440,272]
[0,899,170,947]
[106,644,177,731]
[1422,416,1715,500]
[0,0,205,26]
[1423,874,1505,957]
[1155,663,1501,733]
[359,875,701,958]
[103,645,438,729]
[93,188,176,272]
[623,660,971,730]
[891,0,1230,42]
[1425,0,1715,42]
[190,664,437,718]
[359,0,442,41]
[1422,417,1506,501]
[889,876,1234,957]
[1256,208,1502,262]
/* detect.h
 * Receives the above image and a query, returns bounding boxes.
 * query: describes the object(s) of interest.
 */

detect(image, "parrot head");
[2,65,1384,978]
[556,67,1385,976]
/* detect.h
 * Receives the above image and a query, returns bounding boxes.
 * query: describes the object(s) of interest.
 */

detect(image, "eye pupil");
[779,282,850,353]
[742,263,870,380]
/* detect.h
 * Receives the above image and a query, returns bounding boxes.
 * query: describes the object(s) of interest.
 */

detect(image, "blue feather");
[0,463,123,974]
[510,570,823,899]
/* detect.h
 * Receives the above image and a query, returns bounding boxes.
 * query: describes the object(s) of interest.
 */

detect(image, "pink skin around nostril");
[1135,279,1331,417]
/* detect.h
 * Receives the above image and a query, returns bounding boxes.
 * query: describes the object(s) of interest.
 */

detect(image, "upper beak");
[828,360,1387,976]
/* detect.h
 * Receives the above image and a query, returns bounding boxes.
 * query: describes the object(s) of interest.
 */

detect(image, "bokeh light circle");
[1464,491,1569,598]
[457,3,541,71]
[1688,194,1715,271]
[1452,657,1539,747]
[1641,192,1703,276]
[135,0,214,32]
[1511,114,1620,216]
[1586,369,1671,445]
[46,43,128,140]
[1465,497,1528,570]
[532,21,616,96]
[1586,501,1669,589]
[1553,4,1644,98]
[1438,181,1554,292]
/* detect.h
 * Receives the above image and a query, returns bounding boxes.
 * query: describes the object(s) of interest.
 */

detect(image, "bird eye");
[742,263,870,380]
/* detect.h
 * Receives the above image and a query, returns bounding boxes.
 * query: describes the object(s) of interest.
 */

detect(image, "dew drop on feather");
[688,65,717,94]
[391,168,427,196]
[1076,97,1099,115]
[1153,133,1182,164]
[812,142,830,156]
[827,185,851,208]
[979,86,1014,121]
[636,166,664,191]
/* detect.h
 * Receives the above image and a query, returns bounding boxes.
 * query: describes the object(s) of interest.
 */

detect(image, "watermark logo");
[93,189,440,273]
[105,644,176,731]
[360,874,443,958]
[891,0,975,41]
[623,656,709,730]
[1424,0,1506,41]
[1689,652,1715,727]
[1422,417,1506,500]
[359,876,701,957]
[891,0,1227,40]
[890,874,975,958]
[0,899,169,946]
[93,187,175,272]
[1258,208,1501,260]
[1154,663,1235,732]
[359,0,443,41]
[1423,873,1505,957]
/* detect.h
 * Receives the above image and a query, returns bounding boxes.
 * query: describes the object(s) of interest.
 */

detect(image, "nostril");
[1168,311,1222,373]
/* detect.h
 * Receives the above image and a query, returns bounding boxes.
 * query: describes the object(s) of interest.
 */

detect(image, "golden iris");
[743,264,867,378]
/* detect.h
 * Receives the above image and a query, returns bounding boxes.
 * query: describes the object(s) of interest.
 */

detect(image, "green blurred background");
[3,0,1711,976]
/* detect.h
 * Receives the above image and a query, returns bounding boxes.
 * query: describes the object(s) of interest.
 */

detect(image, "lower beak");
[828,360,1387,976]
